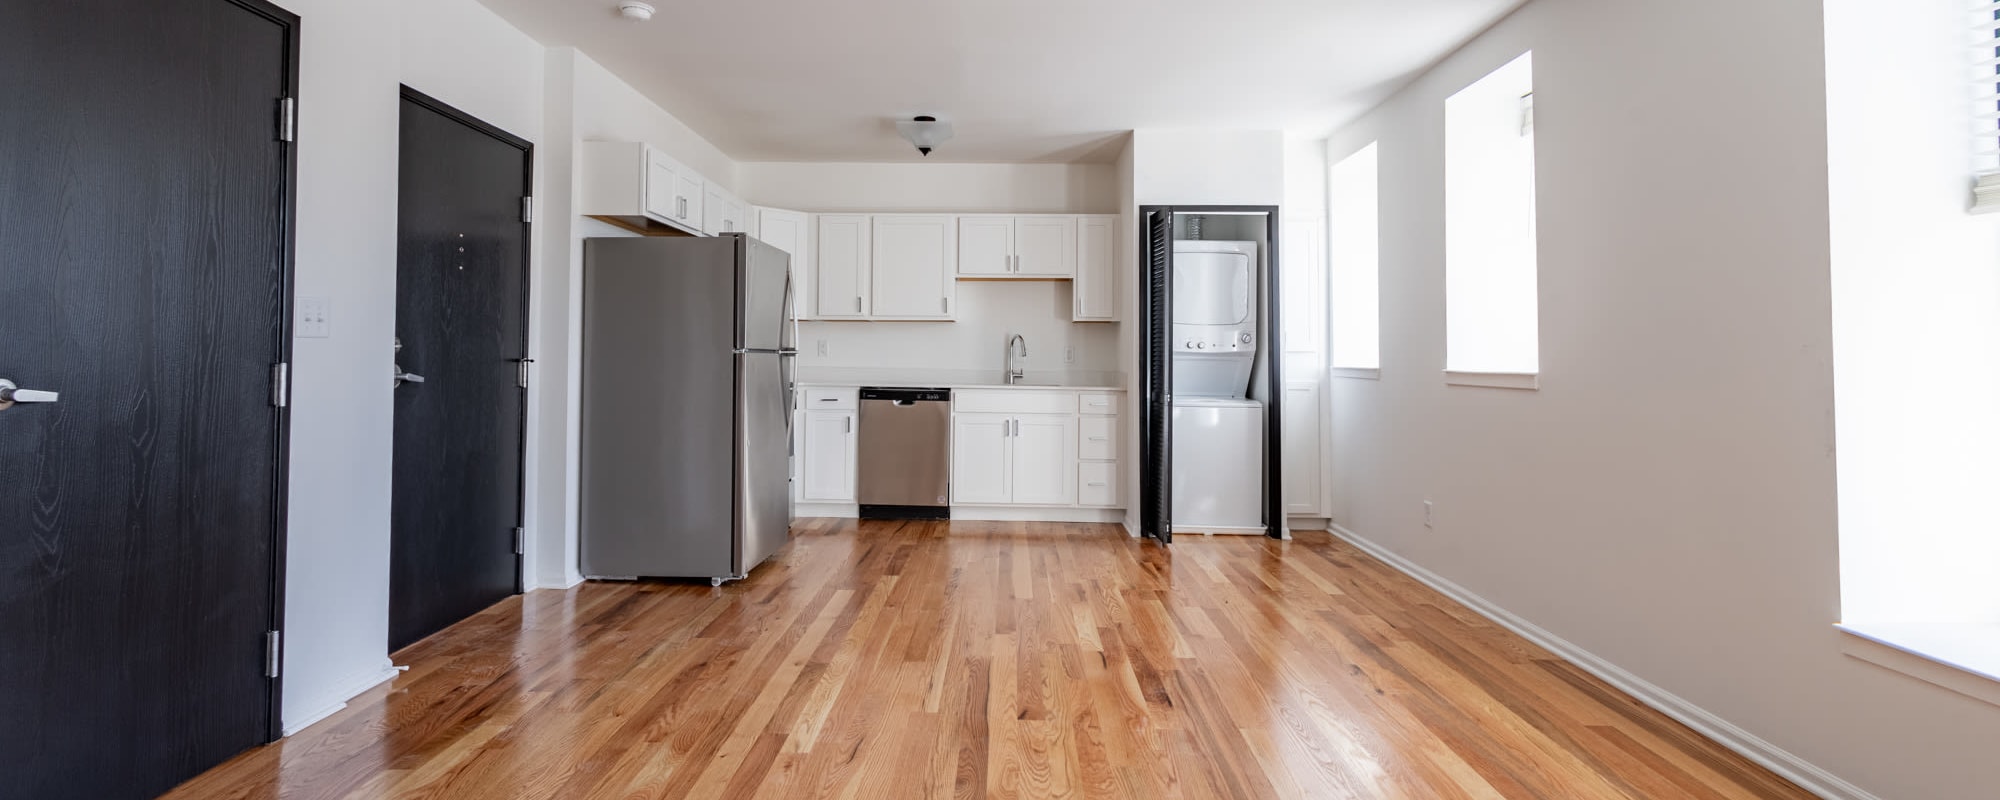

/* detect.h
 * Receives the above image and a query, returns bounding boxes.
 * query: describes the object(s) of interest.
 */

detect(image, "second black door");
[389,89,531,653]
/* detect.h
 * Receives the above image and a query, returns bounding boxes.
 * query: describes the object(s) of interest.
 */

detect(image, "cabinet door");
[704,185,730,233]
[674,172,705,230]
[872,216,956,319]
[802,411,856,502]
[952,414,1013,505]
[1011,415,1076,506]
[958,217,1014,276]
[1073,215,1116,321]
[756,207,812,320]
[724,199,749,234]
[815,215,870,319]
[1078,462,1119,508]
[1014,217,1076,277]
[644,150,678,222]
[1282,381,1324,516]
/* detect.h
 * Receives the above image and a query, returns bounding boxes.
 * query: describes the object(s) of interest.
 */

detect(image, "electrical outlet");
[1064,345,1075,365]
[815,339,828,357]
[1423,500,1434,529]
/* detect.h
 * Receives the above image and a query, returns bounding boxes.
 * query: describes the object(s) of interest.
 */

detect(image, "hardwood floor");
[166,520,1813,799]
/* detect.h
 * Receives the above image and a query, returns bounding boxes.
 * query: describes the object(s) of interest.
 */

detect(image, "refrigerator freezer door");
[580,241,737,579]
[739,236,792,352]
[737,351,793,575]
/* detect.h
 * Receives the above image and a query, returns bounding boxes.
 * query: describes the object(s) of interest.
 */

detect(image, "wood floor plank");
[163,523,1818,800]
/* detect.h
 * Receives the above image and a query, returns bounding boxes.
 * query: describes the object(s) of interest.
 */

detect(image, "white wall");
[1131,129,1285,206]
[1326,0,2000,797]
[740,162,1122,376]
[535,48,745,590]
[274,0,548,733]
[1826,0,2000,625]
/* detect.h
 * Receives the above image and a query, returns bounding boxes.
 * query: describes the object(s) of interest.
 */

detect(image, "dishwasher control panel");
[859,387,950,403]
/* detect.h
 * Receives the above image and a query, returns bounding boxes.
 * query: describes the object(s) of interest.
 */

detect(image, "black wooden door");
[1140,209,1174,543]
[0,1,296,798]
[389,90,530,653]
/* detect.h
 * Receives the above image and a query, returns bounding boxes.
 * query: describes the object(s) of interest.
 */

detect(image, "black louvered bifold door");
[1140,208,1174,543]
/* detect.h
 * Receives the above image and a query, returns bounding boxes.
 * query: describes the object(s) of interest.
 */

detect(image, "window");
[1972,1,2000,212]
[1445,51,1539,384]
[1328,142,1381,372]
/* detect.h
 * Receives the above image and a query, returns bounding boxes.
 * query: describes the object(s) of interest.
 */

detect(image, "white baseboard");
[795,502,859,518]
[282,660,400,737]
[951,506,1127,523]
[1172,525,1265,536]
[1325,525,1877,800]
[1286,516,1331,531]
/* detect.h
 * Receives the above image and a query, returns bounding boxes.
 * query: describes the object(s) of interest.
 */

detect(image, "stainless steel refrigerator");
[580,234,795,585]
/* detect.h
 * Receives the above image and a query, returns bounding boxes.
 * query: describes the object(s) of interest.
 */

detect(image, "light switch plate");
[296,296,331,338]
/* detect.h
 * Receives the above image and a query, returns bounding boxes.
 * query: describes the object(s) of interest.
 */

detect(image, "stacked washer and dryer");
[1170,240,1266,534]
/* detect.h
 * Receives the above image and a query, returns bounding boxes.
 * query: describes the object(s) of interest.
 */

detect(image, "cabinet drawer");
[1077,393,1120,415]
[1078,417,1117,461]
[954,389,1074,415]
[803,387,857,410]
[1079,462,1119,508]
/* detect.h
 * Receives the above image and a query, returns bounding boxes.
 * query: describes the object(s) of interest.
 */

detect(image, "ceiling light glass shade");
[896,117,954,156]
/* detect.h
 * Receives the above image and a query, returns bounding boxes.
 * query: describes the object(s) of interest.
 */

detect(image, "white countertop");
[794,367,1125,392]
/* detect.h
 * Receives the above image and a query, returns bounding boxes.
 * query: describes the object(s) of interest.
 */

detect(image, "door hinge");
[521,196,534,223]
[264,630,282,678]
[516,358,534,389]
[513,526,525,555]
[277,97,296,143]
[270,363,290,408]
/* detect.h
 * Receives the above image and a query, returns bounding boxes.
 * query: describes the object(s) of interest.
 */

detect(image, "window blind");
[1972,1,2000,211]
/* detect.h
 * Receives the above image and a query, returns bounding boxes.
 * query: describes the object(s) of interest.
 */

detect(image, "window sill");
[1836,622,2000,708]
[1329,367,1381,381]
[1444,370,1539,390]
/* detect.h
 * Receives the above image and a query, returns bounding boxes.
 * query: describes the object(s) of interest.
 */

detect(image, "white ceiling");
[476,0,1528,164]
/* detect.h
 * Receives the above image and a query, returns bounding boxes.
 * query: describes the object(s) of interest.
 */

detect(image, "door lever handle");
[393,366,426,387]
[0,379,58,410]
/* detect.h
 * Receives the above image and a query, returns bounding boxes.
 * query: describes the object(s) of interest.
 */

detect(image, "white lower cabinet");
[1010,415,1076,506]
[1078,462,1119,508]
[802,409,857,502]
[951,413,1075,506]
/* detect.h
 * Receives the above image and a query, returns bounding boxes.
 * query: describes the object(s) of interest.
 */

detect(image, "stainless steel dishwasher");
[857,387,951,519]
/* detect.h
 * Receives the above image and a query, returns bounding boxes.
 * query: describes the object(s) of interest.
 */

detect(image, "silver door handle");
[0,379,58,410]
[393,366,425,387]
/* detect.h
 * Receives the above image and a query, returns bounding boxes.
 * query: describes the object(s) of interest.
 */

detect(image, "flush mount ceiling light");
[617,1,655,21]
[895,115,954,157]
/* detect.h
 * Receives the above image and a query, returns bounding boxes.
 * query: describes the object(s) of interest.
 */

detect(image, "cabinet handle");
[845,417,851,434]
[1087,436,1109,441]
[1087,482,1108,487]
[942,297,950,314]
[855,296,863,313]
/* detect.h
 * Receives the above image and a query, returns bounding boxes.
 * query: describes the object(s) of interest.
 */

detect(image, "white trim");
[1171,524,1267,536]
[795,502,860,518]
[1325,525,1879,800]
[1972,173,2000,215]
[1835,623,2000,709]
[952,506,1127,523]
[1444,370,1539,390]
[281,660,400,737]
[1329,366,1382,380]
[1286,516,1331,531]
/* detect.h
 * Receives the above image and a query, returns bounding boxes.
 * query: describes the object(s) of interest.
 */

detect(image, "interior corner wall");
[1115,138,1139,532]
[1323,0,2000,797]
[1825,0,2000,625]
[269,0,550,733]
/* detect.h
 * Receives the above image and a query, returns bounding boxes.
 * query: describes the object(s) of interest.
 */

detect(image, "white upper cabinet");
[754,207,812,320]
[815,215,871,319]
[672,170,705,231]
[958,217,1015,276]
[580,141,720,236]
[1073,215,1116,321]
[1015,217,1076,276]
[870,216,956,320]
[956,216,1075,278]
